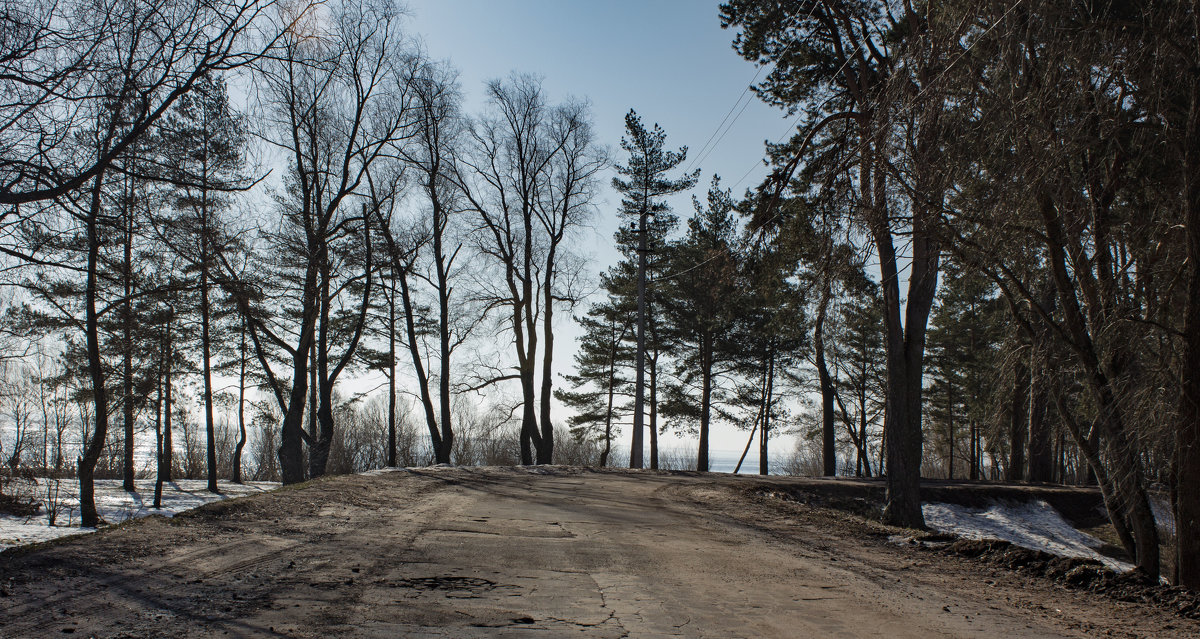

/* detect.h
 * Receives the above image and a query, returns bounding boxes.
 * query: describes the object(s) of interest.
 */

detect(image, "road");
[0,467,1192,638]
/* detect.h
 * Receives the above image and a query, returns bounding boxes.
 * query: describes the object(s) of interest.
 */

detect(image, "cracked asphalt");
[1,466,1195,638]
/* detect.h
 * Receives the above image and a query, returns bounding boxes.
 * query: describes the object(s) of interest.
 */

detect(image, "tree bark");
[233,315,247,483]
[80,174,110,528]
[815,282,836,477]
[538,245,557,465]
[1008,357,1029,481]
[387,272,397,467]
[200,200,218,493]
[877,183,939,529]
[649,326,661,470]
[760,343,774,476]
[630,209,648,469]
[698,337,712,472]
[122,190,135,493]
[1174,52,1200,587]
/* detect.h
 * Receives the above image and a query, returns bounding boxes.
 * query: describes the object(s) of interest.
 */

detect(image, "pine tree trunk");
[947,383,955,480]
[815,283,836,476]
[649,346,659,470]
[759,345,774,476]
[201,231,218,493]
[163,326,174,483]
[154,363,164,509]
[878,189,939,529]
[601,319,618,468]
[233,316,247,484]
[1028,286,1055,482]
[1008,358,1029,481]
[387,276,397,467]
[698,340,712,473]
[630,210,648,469]
[122,199,135,493]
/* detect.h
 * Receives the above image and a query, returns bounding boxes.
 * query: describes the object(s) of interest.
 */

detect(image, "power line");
[682,69,765,175]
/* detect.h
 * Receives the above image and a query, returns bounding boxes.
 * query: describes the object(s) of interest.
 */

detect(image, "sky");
[401,0,805,460]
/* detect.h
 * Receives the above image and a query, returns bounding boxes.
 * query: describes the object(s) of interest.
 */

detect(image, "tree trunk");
[601,319,619,468]
[760,344,774,476]
[878,190,939,529]
[397,262,442,464]
[433,189,455,465]
[538,248,557,465]
[387,273,397,467]
[815,283,836,477]
[947,382,955,480]
[163,325,174,483]
[153,361,164,510]
[278,335,311,485]
[698,340,712,473]
[1008,358,1029,481]
[1175,66,1200,587]
[122,197,135,493]
[233,316,247,483]
[310,267,334,479]
[1028,284,1055,482]
[201,228,218,493]
[630,209,648,469]
[1039,194,1160,576]
[858,385,871,477]
[520,374,539,466]
[649,345,660,470]
[79,175,109,528]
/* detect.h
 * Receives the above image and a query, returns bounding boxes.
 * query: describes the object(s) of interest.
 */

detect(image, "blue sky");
[405,0,789,221]
[404,0,803,459]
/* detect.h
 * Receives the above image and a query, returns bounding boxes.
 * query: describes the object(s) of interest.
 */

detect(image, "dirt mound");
[942,538,1200,618]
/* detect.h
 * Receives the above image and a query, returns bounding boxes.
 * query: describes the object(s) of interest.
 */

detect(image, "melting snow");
[922,500,1133,572]
[0,478,277,552]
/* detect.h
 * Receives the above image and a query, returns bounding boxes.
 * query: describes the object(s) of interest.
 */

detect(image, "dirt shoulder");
[0,467,1195,638]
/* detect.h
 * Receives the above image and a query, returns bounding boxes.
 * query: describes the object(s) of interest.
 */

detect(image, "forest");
[1,0,1198,591]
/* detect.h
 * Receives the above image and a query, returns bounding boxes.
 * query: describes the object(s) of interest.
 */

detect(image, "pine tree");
[925,262,1005,480]
[610,110,698,468]
[659,178,742,472]
[830,292,885,477]
[158,72,249,492]
[729,244,808,475]
[554,297,634,467]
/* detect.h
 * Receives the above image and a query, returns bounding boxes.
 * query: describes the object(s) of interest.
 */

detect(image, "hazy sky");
[404,0,803,459]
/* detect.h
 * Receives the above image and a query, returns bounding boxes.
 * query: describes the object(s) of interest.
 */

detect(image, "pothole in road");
[390,576,519,598]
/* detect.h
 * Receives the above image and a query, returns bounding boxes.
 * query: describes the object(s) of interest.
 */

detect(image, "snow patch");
[922,499,1134,572]
[0,478,277,552]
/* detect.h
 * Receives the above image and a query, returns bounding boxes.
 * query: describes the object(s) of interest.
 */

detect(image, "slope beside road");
[0,467,1193,638]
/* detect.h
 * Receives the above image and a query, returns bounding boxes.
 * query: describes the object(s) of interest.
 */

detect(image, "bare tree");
[0,0,277,208]
[229,0,415,484]
[456,75,603,465]
[396,62,471,463]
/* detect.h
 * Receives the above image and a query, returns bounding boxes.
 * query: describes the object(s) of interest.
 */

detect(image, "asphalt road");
[0,467,1193,638]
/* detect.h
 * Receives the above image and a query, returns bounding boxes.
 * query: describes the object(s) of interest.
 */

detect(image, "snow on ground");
[922,499,1134,572]
[0,479,278,552]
